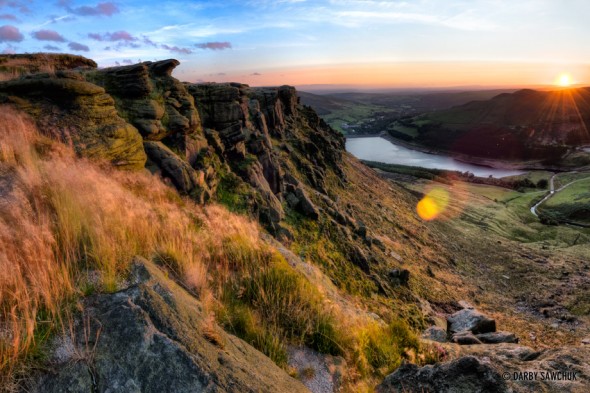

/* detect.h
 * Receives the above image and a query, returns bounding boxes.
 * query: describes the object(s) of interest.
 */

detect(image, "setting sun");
[556,73,573,87]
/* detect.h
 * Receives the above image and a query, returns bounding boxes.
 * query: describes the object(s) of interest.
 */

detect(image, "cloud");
[0,1,31,14]
[65,2,119,17]
[0,14,18,21]
[68,41,89,51]
[88,30,136,41]
[161,44,192,54]
[32,29,66,42]
[122,58,133,65]
[141,35,157,47]
[47,14,76,24]
[250,72,261,76]
[0,25,23,42]
[195,41,232,50]
[43,44,60,51]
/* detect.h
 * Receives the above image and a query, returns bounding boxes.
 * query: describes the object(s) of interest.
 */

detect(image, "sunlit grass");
[0,108,425,390]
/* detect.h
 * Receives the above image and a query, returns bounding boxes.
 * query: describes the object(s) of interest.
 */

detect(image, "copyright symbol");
[502,372,511,380]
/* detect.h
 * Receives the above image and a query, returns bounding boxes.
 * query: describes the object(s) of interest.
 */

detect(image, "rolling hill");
[395,88,590,161]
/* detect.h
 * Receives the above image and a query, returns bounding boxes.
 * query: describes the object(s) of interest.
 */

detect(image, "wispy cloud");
[43,44,60,51]
[62,1,119,17]
[32,29,66,42]
[161,44,192,54]
[0,13,18,21]
[88,30,136,42]
[68,41,89,51]
[48,14,76,24]
[195,41,232,50]
[0,1,31,14]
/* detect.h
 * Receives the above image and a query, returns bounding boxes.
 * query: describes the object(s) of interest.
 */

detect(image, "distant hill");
[297,91,359,115]
[299,89,518,135]
[401,87,590,160]
[326,89,518,112]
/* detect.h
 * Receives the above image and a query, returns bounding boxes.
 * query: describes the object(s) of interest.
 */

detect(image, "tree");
[537,179,549,189]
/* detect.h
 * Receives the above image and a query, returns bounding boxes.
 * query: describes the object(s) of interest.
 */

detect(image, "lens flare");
[416,188,450,221]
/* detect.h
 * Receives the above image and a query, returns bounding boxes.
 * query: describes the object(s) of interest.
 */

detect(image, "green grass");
[538,176,590,224]
[402,175,590,246]
[321,104,395,133]
[553,172,590,189]
[216,240,346,366]
[284,210,378,296]
[547,177,590,206]
[502,171,554,188]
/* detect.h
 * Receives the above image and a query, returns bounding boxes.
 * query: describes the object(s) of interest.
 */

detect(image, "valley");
[0,53,588,393]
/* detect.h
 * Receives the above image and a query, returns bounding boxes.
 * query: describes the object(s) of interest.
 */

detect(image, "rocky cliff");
[1,55,589,393]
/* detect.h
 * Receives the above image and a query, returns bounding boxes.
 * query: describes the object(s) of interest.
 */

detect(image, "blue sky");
[1,0,590,87]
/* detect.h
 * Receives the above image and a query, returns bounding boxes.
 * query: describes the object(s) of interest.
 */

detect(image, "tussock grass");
[0,108,425,390]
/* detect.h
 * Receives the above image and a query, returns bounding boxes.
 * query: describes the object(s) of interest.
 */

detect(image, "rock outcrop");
[27,259,308,393]
[0,53,97,78]
[0,71,146,169]
[377,356,509,393]
[378,343,590,392]
[0,56,348,236]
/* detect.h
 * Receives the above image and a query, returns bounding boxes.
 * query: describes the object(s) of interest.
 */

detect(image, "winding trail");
[530,171,590,218]
[530,174,556,217]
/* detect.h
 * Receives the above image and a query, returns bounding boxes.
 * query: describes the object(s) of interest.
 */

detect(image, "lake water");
[346,137,525,178]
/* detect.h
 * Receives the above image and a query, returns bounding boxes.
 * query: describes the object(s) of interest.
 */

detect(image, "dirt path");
[530,172,590,218]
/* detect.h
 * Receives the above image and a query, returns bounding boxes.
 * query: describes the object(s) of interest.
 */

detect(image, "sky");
[1,0,590,88]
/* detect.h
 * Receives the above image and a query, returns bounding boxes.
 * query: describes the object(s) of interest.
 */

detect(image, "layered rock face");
[0,57,345,221]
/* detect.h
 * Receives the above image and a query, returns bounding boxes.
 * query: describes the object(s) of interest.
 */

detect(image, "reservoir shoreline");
[346,132,575,173]
[345,135,525,178]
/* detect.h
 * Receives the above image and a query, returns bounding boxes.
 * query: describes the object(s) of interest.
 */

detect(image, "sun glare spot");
[556,73,572,87]
[416,188,450,221]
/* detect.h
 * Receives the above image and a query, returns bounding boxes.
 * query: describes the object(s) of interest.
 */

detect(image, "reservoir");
[346,137,525,178]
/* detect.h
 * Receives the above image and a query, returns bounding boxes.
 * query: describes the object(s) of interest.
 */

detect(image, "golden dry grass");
[0,108,426,391]
[0,108,262,384]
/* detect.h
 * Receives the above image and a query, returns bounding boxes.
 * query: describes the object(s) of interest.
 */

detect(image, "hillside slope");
[399,88,590,161]
[1,55,589,392]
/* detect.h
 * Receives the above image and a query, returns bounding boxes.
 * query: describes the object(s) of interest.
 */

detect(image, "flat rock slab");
[452,331,483,345]
[476,331,518,344]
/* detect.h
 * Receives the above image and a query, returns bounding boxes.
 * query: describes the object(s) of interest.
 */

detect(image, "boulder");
[387,269,410,286]
[452,331,483,345]
[422,326,448,343]
[377,356,509,393]
[476,331,518,344]
[28,258,308,393]
[457,343,590,393]
[447,309,496,335]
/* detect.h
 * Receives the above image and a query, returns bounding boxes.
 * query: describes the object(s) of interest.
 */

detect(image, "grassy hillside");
[0,109,445,391]
[395,88,590,160]
[300,89,517,136]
